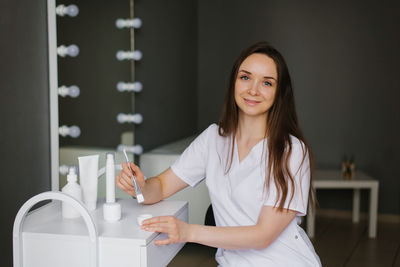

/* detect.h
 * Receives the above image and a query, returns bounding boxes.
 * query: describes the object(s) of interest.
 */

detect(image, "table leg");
[307,203,315,238]
[369,184,378,238]
[352,189,360,223]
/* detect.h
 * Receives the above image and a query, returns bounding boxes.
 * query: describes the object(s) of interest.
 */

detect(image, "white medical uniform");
[171,124,322,267]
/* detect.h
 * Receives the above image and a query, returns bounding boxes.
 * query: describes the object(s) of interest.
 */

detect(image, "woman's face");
[234,53,278,119]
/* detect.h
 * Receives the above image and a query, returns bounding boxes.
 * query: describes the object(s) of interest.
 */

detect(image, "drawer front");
[141,207,188,267]
[23,234,92,267]
[99,238,141,267]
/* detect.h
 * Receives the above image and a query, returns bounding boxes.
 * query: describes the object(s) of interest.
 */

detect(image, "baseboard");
[316,208,400,223]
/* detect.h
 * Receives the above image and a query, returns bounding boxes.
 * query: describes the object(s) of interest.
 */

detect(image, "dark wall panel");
[0,0,51,264]
[135,0,198,151]
[197,1,400,214]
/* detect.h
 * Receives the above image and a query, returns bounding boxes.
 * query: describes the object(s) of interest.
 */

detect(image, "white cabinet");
[19,198,188,267]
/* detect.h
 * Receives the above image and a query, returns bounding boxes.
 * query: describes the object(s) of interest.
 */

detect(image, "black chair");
[204,204,216,226]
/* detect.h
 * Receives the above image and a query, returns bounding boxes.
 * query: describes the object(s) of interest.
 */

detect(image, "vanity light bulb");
[115,18,142,29]
[56,4,79,17]
[117,113,143,124]
[66,5,79,17]
[116,81,143,92]
[68,125,81,138]
[59,165,69,176]
[59,165,77,176]
[67,45,79,57]
[117,144,143,155]
[59,125,81,138]
[116,50,142,61]
[57,44,80,57]
[68,85,80,97]
[58,85,80,98]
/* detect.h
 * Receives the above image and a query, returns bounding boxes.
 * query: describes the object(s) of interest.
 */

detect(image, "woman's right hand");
[116,162,146,197]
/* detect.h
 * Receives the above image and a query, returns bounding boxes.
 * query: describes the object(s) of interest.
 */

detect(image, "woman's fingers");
[117,161,147,196]
[116,178,134,195]
[122,162,134,177]
[142,216,170,226]
[116,169,136,196]
[141,216,188,245]
[119,172,134,189]
[154,238,172,246]
[130,163,146,188]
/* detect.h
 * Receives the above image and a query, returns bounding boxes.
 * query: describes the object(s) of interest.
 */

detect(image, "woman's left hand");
[141,216,191,245]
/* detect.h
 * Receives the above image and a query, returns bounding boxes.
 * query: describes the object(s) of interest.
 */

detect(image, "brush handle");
[122,149,144,203]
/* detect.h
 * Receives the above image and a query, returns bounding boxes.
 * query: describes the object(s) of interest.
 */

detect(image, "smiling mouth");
[244,98,261,105]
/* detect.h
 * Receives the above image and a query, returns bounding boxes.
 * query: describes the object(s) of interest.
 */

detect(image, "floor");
[168,215,400,267]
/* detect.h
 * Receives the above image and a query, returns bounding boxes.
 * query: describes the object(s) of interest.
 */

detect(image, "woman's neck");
[236,113,267,143]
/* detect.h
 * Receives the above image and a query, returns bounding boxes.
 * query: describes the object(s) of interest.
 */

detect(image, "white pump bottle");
[62,167,83,218]
[103,153,121,222]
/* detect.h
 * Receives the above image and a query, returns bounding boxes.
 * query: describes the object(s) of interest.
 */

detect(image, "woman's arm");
[142,205,297,249]
[116,163,189,204]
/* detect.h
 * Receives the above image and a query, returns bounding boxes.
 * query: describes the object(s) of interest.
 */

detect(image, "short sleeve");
[263,140,311,216]
[170,124,215,187]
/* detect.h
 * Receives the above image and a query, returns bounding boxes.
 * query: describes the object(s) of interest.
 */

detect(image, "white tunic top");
[171,124,322,267]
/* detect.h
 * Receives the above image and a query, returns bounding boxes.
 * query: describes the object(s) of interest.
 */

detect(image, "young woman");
[116,42,322,267]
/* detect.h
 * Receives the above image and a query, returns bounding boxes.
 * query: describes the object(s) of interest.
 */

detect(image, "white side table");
[14,194,188,267]
[307,170,379,238]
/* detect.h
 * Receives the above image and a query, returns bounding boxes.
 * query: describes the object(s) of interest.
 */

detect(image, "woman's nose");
[248,82,259,95]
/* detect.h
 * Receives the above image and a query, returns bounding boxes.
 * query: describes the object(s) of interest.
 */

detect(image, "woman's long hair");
[218,42,316,212]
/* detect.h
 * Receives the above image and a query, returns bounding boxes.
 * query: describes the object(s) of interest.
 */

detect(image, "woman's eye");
[240,75,249,80]
[264,81,272,86]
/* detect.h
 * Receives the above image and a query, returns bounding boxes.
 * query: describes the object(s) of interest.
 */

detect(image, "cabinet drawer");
[141,207,188,267]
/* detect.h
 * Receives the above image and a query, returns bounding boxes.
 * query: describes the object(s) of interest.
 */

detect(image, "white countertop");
[22,198,188,246]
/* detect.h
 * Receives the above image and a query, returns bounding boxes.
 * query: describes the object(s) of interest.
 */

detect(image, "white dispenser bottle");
[103,153,121,222]
[62,167,83,219]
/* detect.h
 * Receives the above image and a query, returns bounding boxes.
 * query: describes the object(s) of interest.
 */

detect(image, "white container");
[105,153,116,203]
[78,155,99,211]
[137,214,153,226]
[103,153,122,222]
[61,167,83,218]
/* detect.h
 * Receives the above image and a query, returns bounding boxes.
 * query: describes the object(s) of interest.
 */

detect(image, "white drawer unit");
[14,193,188,267]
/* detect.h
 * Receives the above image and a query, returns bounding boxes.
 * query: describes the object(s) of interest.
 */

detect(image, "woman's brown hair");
[218,41,316,212]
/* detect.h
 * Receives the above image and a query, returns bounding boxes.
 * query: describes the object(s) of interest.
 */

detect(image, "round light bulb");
[66,5,79,17]
[67,44,79,57]
[69,125,81,138]
[132,50,142,60]
[68,85,80,97]
[132,18,142,28]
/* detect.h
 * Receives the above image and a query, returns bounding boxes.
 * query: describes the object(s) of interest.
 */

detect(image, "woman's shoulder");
[201,123,219,136]
[288,135,310,164]
[289,135,305,146]
[194,123,220,143]
[289,135,308,153]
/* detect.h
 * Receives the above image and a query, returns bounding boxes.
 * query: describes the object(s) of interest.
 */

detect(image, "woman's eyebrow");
[239,69,277,81]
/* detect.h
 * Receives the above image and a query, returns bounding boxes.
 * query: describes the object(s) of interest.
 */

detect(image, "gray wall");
[0,0,51,265]
[197,1,400,214]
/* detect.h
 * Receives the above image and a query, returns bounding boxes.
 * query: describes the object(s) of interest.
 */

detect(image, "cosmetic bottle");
[62,167,83,219]
[103,153,121,222]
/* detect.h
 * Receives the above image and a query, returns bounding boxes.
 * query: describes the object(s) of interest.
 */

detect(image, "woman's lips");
[244,98,261,106]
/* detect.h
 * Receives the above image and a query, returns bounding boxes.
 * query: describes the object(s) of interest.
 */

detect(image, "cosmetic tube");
[105,153,115,203]
[78,155,99,211]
